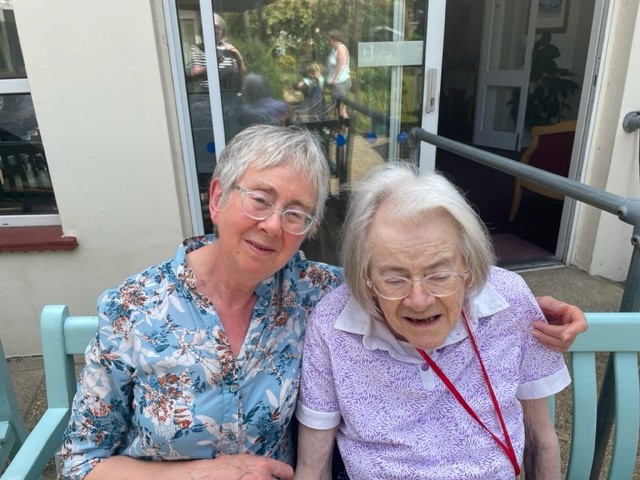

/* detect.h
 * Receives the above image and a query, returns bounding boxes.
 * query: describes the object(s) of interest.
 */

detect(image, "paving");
[3,265,632,478]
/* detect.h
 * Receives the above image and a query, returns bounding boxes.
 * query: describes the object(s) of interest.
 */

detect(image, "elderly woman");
[295,163,571,479]
[58,126,582,480]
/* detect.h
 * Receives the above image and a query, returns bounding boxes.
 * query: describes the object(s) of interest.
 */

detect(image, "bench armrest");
[0,407,69,480]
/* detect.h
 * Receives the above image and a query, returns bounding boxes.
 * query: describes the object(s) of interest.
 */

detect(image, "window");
[0,1,58,226]
[0,2,72,252]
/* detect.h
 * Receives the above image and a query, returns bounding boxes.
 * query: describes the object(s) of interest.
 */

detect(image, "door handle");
[424,68,438,114]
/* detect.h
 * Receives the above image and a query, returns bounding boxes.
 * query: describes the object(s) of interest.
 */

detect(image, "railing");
[408,126,640,480]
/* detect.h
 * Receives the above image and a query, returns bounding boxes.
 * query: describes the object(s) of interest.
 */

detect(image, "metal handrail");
[408,126,640,480]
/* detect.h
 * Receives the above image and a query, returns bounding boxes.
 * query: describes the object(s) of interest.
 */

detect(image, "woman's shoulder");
[287,250,344,283]
[487,265,528,291]
[97,257,178,321]
[312,284,350,317]
[484,266,538,315]
[307,285,351,332]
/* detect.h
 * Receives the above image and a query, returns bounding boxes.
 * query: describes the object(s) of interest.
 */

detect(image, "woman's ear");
[209,178,224,224]
[465,273,474,289]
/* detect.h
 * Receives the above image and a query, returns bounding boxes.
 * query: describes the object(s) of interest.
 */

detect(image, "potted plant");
[509,31,580,127]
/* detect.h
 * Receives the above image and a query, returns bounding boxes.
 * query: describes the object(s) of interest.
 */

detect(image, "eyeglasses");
[232,184,317,235]
[366,271,468,300]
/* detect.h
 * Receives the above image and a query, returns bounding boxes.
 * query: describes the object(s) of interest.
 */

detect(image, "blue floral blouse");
[58,235,343,479]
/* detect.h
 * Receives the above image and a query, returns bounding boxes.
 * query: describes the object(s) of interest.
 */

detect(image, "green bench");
[1,306,639,479]
[0,340,29,476]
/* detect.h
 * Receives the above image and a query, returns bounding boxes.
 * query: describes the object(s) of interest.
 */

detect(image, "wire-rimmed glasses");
[366,271,469,300]
[232,184,317,235]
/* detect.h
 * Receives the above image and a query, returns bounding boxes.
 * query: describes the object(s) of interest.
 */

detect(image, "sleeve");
[188,44,206,69]
[57,289,136,480]
[515,279,571,400]
[296,291,343,430]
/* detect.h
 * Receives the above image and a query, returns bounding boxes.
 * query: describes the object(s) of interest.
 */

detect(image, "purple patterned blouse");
[297,267,570,480]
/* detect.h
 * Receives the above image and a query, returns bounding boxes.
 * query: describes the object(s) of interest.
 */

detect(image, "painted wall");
[1,1,191,356]
[572,0,640,282]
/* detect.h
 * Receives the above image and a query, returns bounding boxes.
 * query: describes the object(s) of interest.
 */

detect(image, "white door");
[472,0,538,150]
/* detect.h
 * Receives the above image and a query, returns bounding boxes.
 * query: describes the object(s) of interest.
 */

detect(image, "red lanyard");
[416,311,521,477]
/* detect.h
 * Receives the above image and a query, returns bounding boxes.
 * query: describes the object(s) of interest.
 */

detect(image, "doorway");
[437,0,597,268]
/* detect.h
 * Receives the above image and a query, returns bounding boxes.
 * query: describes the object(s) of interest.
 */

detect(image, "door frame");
[419,0,447,173]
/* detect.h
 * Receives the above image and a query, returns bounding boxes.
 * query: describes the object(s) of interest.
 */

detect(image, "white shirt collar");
[334,281,510,363]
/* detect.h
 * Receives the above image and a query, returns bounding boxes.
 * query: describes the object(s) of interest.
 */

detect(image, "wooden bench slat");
[609,351,640,479]
[565,352,598,479]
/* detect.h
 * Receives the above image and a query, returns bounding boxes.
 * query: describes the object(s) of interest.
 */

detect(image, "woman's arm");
[533,295,587,352]
[86,454,293,480]
[294,424,338,480]
[224,42,245,76]
[522,398,562,480]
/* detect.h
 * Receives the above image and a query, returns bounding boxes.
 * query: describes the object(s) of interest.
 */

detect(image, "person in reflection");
[188,13,245,141]
[188,13,245,93]
[293,62,327,121]
[295,162,571,480]
[239,73,293,127]
[57,126,584,480]
[325,30,351,135]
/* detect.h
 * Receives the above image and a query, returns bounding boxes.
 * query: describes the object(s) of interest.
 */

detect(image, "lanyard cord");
[416,311,521,477]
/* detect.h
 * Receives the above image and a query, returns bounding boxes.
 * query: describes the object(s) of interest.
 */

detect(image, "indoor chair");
[508,120,577,222]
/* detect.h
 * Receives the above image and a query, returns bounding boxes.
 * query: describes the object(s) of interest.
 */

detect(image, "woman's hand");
[532,295,588,352]
[224,43,245,74]
[189,454,294,480]
[86,453,294,480]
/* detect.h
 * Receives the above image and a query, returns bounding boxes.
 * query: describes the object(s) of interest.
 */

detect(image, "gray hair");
[214,13,227,40]
[212,125,330,235]
[242,73,273,105]
[341,162,495,321]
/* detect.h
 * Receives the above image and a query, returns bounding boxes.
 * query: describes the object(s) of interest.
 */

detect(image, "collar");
[334,280,510,363]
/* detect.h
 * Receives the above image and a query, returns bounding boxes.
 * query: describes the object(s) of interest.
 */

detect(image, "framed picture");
[536,0,570,33]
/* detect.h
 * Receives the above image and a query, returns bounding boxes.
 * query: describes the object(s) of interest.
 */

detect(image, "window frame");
[0,20,60,228]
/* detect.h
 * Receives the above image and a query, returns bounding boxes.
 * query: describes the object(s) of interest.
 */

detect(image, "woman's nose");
[403,281,436,306]
[258,210,284,234]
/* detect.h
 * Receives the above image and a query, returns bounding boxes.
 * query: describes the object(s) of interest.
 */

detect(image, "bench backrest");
[3,307,640,479]
[0,305,98,480]
[40,305,98,411]
[563,312,640,479]
[0,340,29,470]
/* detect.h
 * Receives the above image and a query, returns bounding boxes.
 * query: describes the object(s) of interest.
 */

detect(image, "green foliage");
[510,32,580,127]
[278,54,297,70]
[218,0,425,118]
[232,37,287,99]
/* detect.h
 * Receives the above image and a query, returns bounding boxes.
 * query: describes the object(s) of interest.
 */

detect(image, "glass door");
[472,0,538,151]
[166,0,445,263]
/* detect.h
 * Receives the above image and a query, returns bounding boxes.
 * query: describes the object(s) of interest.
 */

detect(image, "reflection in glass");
[0,5,27,79]
[172,0,427,250]
[487,0,529,71]
[483,87,519,133]
[0,94,57,215]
